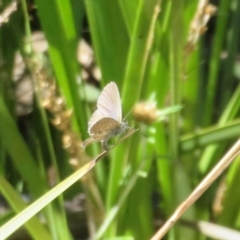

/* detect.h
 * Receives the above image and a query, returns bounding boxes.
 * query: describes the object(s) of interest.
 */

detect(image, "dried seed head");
[185,2,216,54]
[133,102,158,125]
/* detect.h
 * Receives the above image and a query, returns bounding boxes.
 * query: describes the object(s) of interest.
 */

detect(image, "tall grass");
[0,0,240,239]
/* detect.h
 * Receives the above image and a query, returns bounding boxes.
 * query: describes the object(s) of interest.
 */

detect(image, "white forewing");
[88,82,122,133]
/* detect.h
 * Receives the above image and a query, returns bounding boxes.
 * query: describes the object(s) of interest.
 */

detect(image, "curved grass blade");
[0,129,136,239]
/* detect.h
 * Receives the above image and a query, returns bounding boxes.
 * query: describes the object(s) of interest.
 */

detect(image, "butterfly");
[82,82,128,150]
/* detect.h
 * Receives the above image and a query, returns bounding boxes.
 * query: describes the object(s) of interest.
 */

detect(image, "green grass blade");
[0,175,51,240]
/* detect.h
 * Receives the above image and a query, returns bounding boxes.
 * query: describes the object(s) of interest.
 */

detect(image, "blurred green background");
[0,0,240,239]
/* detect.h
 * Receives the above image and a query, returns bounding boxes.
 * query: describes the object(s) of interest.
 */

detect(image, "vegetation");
[0,0,240,239]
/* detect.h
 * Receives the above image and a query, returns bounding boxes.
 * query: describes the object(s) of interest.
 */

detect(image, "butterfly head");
[120,121,129,134]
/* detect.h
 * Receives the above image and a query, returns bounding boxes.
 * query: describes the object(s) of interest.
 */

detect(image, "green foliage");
[0,0,239,239]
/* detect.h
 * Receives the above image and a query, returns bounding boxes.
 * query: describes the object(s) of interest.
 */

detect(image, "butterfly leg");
[82,136,95,149]
[101,140,109,150]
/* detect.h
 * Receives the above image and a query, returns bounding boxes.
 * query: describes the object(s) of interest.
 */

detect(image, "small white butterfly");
[82,82,128,150]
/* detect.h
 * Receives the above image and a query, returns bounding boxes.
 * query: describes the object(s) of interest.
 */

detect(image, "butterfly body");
[82,82,128,150]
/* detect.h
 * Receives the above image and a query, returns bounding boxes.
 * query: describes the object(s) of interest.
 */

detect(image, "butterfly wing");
[88,82,122,133]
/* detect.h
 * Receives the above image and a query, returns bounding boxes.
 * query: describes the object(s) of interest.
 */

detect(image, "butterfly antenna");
[123,105,134,121]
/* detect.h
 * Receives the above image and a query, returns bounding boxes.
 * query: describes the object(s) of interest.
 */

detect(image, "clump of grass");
[0,0,240,239]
